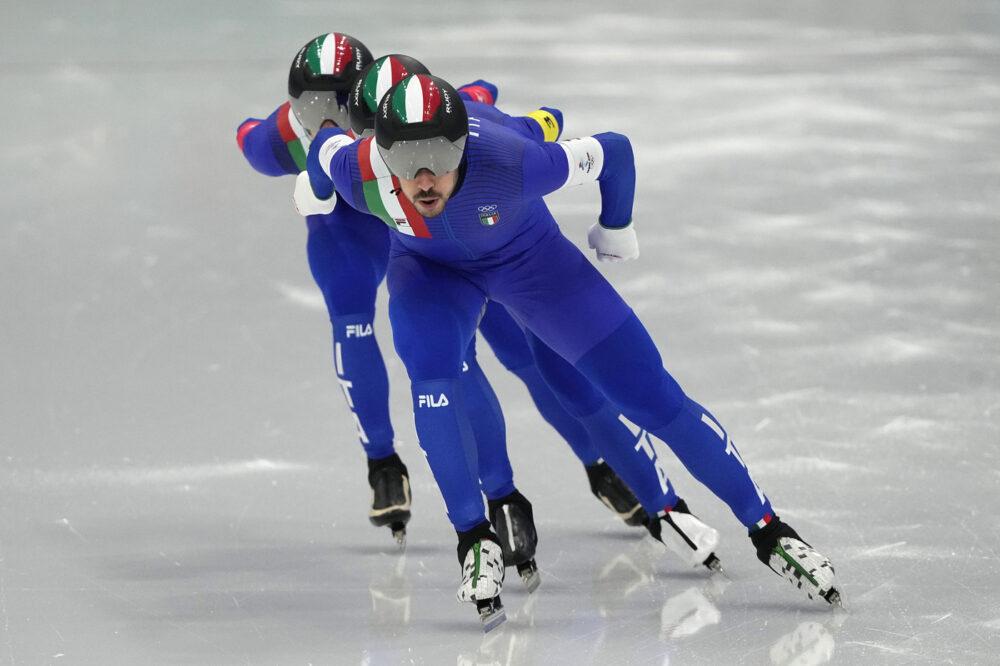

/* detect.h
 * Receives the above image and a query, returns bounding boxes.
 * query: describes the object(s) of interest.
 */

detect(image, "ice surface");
[2,1,998,664]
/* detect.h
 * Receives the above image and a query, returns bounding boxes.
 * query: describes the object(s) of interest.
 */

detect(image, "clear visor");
[289,90,349,137]
[376,135,466,180]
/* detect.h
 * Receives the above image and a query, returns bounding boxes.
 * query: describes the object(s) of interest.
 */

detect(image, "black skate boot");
[488,489,541,593]
[585,460,649,527]
[456,521,506,633]
[367,453,411,548]
[646,498,724,573]
[750,515,842,607]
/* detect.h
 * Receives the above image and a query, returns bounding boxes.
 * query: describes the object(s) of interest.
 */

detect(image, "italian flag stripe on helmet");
[307,33,352,75]
[371,57,406,110]
[393,75,440,124]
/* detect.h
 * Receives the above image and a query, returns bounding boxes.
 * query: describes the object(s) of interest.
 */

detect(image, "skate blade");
[517,559,541,594]
[390,522,406,550]
[703,553,725,575]
[824,588,844,608]
[477,598,507,633]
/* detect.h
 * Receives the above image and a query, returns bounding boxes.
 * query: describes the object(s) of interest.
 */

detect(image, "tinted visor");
[289,90,350,137]
[376,135,466,180]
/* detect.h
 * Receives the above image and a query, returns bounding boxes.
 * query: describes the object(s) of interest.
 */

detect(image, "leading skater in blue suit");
[294,73,842,628]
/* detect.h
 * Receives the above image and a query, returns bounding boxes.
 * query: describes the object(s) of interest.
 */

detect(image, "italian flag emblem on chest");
[478,205,499,226]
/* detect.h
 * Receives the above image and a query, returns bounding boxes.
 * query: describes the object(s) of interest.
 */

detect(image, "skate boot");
[488,490,541,593]
[367,454,411,547]
[646,498,723,573]
[750,515,842,607]
[586,460,649,527]
[456,521,507,633]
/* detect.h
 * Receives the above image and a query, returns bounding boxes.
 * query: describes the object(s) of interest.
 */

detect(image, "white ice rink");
[2,1,999,664]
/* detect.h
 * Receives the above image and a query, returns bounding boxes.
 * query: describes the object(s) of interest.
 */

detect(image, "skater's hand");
[587,221,639,262]
[457,79,498,105]
[293,171,335,217]
[295,127,354,217]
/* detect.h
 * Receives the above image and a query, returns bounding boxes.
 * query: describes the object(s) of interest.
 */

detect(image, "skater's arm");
[467,100,563,143]
[294,127,376,217]
[236,102,311,176]
[457,78,563,142]
[522,132,638,261]
[522,132,634,220]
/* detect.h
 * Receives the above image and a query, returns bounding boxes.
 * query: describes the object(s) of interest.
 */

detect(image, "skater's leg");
[461,335,516,500]
[307,217,395,459]
[497,233,769,526]
[574,309,840,600]
[387,253,490,532]
[308,216,407,540]
[575,312,773,528]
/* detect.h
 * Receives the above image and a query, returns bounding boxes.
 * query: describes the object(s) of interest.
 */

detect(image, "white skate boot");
[646,498,723,573]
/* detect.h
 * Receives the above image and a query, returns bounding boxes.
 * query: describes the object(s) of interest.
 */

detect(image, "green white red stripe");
[357,137,430,238]
[751,512,773,532]
[365,56,410,111]
[391,74,440,124]
[306,33,352,75]
[276,102,310,171]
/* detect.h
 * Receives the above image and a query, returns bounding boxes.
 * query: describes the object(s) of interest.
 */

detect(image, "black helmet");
[374,74,468,180]
[348,54,430,138]
[287,33,373,137]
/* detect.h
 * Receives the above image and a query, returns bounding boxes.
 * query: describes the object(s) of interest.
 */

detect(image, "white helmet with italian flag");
[374,74,468,180]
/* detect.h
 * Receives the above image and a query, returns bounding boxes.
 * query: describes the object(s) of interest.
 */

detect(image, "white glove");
[292,171,336,217]
[587,222,639,262]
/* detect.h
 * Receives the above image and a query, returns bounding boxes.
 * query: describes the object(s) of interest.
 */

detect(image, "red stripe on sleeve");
[275,102,297,143]
[357,137,376,181]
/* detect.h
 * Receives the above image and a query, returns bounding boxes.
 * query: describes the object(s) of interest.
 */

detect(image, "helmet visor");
[377,135,466,180]
[289,90,350,137]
